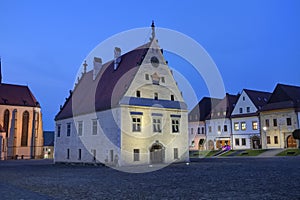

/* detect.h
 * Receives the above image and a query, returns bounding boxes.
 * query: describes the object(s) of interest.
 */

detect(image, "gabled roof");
[188,97,222,122]
[207,93,239,119]
[43,131,54,146]
[0,83,40,107]
[261,83,300,111]
[244,89,272,109]
[55,42,151,120]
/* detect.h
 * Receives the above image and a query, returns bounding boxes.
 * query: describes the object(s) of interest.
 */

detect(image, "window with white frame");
[153,118,162,133]
[174,148,179,159]
[77,121,83,136]
[235,138,240,146]
[57,124,61,137]
[133,149,140,161]
[234,122,239,131]
[132,117,141,132]
[172,119,180,133]
[92,119,97,135]
[252,121,258,130]
[241,122,246,131]
[67,123,71,136]
[242,138,246,146]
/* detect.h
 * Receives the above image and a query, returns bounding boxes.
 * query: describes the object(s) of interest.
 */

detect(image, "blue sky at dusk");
[1,1,300,130]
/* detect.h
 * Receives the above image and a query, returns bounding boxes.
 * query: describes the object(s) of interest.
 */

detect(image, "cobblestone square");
[0,157,299,199]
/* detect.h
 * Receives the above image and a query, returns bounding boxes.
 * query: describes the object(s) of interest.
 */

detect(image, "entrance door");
[150,143,164,164]
[287,135,297,148]
[252,136,261,149]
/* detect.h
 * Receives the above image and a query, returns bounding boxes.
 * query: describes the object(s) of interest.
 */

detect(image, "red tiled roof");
[0,83,39,107]
[55,42,151,120]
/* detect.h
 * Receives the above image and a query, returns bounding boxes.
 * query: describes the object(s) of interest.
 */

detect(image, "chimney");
[114,47,121,70]
[93,57,102,80]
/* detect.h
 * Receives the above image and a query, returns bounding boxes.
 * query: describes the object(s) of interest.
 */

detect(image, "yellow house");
[260,84,299,149]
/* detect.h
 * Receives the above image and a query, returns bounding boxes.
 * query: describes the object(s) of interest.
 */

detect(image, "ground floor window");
[174,148,179,159]
[274,136,278,144]
[267,136,271,144]
[242,138,246,146]
[235,138,240,146]
[133,149,140,161]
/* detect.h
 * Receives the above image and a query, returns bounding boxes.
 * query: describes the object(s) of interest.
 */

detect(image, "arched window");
[21,111,29,146]
[3,109,10,137]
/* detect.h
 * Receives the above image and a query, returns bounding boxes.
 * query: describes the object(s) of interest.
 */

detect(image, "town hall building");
[54,23,189,166]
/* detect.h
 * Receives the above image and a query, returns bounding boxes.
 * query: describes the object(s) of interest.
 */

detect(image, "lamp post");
[262,126,267,149]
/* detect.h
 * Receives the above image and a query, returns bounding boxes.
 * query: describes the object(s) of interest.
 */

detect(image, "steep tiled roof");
[0,83,40,107]
[261,83,300,111]
[188,97,222,122]
[55,42,151,120]
[207,93,239,119]
[244,89,271,109]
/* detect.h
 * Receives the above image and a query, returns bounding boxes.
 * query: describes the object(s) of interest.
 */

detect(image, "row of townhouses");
[189,84,300,151]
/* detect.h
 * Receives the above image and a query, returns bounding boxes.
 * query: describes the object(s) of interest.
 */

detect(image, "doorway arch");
[150,141,165,164]
[287,135,297,148]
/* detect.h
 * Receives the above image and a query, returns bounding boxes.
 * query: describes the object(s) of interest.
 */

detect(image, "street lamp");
[262,126,267,149]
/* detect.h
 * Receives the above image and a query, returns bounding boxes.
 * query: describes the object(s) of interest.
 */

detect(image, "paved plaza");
[0,157,299,199]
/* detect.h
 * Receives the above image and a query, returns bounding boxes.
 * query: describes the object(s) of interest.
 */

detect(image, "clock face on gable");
[150,56,159,67]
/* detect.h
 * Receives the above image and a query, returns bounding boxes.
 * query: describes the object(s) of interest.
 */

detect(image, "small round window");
[150,56,159,67]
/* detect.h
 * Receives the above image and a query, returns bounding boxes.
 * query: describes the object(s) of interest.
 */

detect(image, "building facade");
[205,94,238,150]
[260,84,300,149]
[0,66,44,159]
[231,89,271,150]
[188,97,221,151]
[54,24,189,166]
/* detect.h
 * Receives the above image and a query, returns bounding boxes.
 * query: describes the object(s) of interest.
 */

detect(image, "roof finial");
[83,60,87,74]
[150,20,155,41]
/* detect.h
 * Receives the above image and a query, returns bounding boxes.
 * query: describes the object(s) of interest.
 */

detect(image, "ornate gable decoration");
[151,72,160,85]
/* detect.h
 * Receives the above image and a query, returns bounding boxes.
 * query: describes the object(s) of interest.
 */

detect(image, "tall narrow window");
[92,120,97,135]
[161,77,165,83]
[235,138,240,146]
[21,111,29,146]
[174,148,179,159]
[145,74,149,80]
[78,121,83,136]
[234,122,239,131]
[246,107,250,113]
[67,123,71,136]
[286,118,292,126]
[224,125,228,132]
[267,136,271,144]
[191,128,194,134]
[239,108,243,114]
[274,136,278,144]
[57,124,61,137]
[132,117,141,132]
[3,109,9,138]
[172,119,179,133]
[242,138,246,146]
[154,92,158,100]
[265,119,270,127]
[133,149,140,161]
[67,149,70,159]
[201,127,205,134]
[241,122,246,131]
[197,127,200,134]
[273,119,277,127]
[208,126,212,133]
[217,125,221,132]
[153,118,161,133]
[252,121,258,130]
[78,149,82,160]
[91,149,96,161]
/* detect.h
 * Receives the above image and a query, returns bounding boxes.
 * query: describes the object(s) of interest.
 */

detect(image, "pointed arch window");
[21,111,29,146]
[3,109,10,138]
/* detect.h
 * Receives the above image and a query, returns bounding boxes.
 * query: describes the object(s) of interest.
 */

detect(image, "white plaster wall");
[231,90,257,115]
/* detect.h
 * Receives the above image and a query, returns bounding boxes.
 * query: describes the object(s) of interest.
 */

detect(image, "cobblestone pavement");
[0,157,299,200]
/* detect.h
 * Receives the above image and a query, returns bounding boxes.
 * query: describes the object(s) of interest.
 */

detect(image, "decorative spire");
[150,20,155,41]
[83,60,87,74]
